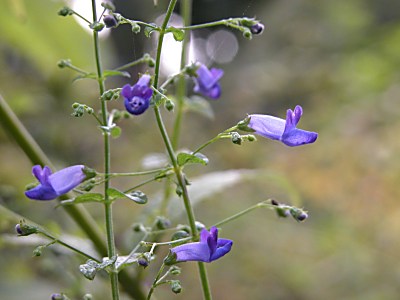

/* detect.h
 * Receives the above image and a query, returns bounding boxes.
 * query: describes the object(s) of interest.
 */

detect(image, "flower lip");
[122,74,153,115]
[247,105,318,147]
[170,226,233,263]
[25,165,86,200]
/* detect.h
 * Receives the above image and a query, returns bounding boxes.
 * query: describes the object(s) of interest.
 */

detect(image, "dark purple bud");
[15,222,38,236]
[290,208,308,222]
[137,257,149,268]
[250,23,264,35]
[103,15,118,28]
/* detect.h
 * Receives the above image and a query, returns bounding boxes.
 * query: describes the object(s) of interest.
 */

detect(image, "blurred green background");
[1,0,400,299]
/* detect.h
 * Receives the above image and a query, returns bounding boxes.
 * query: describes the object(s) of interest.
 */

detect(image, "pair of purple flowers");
[121,64,223,115]
[24,167,232,263]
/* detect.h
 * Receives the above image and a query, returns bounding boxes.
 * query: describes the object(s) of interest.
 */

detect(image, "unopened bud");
[250,23,264,35]
[101,1,116,11]
[58,7,73,17]
[170,280,182,294]
[290,207,308,222]
[165,99,174,112]
[242,28,252,40]
[231,132,242,145]
[15,222,38,236]
[90,22,105,32]
[103,15,118,28]
[171,230,190,241]
[169,265,181,275]
[155,216,171,230]
[137,256,149,268]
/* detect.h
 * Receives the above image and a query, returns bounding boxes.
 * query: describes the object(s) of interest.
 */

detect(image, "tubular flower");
[121,74,153,115]
[193,64,224,99]
[248,105,318,147]
[170,227,233,263]
[25,165,87,200]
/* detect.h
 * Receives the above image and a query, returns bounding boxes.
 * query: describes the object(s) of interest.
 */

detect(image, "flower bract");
[170,226,232,263]
[121,74,153,115]
[193,64,223,99]
[25,165,87,200]
[248,105,318,147]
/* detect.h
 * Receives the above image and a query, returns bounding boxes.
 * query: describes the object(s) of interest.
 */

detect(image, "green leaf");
[103,70,131,78]
[177,152,208,167]
[167,26,185,42]
[107,188,148,204]
[59,193,104,206]
[185,96,214,119]
[110,126,122,138]
[79,257,116,280]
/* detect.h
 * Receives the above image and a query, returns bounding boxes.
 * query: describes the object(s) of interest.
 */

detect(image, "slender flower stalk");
[91,1,118,299]
[151,0,212,299]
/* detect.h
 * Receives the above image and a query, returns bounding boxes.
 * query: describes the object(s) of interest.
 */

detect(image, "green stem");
[40,232,100,262]
[114,54,151,71]
[146,263,166,300]
[213,200,273,228]
[152,1,212,300]
[91,1,118,299]
[192,126,238,154]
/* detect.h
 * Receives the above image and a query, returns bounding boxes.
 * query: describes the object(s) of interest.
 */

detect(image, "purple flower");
[25,165,87,200]
[193,64,224,99]
[170,227,232,263]
[248,105,318,147]
[121,74,153,115]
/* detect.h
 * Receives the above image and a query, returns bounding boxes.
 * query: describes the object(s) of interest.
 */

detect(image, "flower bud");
[164,251,178,266]
[90,22,105,32]
[170,280,182,294]
[242,28,252,40]
[103,15,118,28]
[247,134,256,142]
[83,294,93,300]
[231,132,242,145]
[101,1,116,12]
[51,293,70,300]
[169,265,181,275]
[15,222,38,236]
[195,221,206,232]
[137,256,149,268]
[155,216,171,230]
[58,7,73,17]
[250,23,264,35]
[132,223,146,232]
[164,99,175,112]
[171,230,190,241]
[131,23,141,34]
[290,207,308,222]
[33,245,44,257]
[57,59,71,68]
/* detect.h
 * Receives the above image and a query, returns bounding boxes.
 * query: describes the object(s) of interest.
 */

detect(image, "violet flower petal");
[248,105,318,147]
[170,242,211,263]
[193,64,223,99]
[122,74,153,115]
[25,165,86,201]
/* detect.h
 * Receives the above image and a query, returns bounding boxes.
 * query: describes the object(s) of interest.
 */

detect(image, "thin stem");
[152,1,212,300]
[212,200,273,228]
[91,1,118,299]
[146,263,166,300]
[114,55,151,71]
[192,126,238,154]
[40,232,100,262]
[123,177,159,193]
[106,168,170,178]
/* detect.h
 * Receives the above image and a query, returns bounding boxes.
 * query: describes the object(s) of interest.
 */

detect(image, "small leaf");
[79,257,116,281]
[185,96,214,119]
[107,188,148,204]
[125,191,148,204]
[110,126,122,138]
[103,70,131,78]
[73,72,98,82]
[59,193,103,206]
[144,24,157,38]
[167,26,185,42]
[177,152,208,167]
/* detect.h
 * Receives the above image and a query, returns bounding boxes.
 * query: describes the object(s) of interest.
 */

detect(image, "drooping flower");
[247,105,318,147]
[25,165,87,200]
[170,227,232,263]
[193,64,224,99]
[121,74,153,115]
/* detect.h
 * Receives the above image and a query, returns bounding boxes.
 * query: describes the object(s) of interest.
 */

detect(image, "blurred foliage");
[1,0,400,299]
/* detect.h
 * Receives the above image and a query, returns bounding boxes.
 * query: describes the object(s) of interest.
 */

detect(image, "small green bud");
[79,179,96,192]
[102,90,115,101]
[240,17,256,28]
[155,216,171,230]
[165,99,175,112]
[247,134,256,142]
[170,280,182,294]
[83,294,93,300]
[175,185,183,197]
[237,115,253,132]
[171,230,190,241]
[177,224,191,233]
[242,28,252,40]
[33,245,44,257]
[101,1,116,12]
[145,54,155,67]
[231,132,242,145]
[169,265,181,275]
[137,255,149,268]
[90,22,105,32]
[195,221,206,232]
[131,22,141,34]
[164,251,177,266]
[57,59,71,68]
[132,223,146,232]
[51,293,70,300]
[58,7,73,17]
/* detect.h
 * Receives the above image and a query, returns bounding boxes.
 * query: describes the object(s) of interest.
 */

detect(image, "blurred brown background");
[1,0,400,299]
